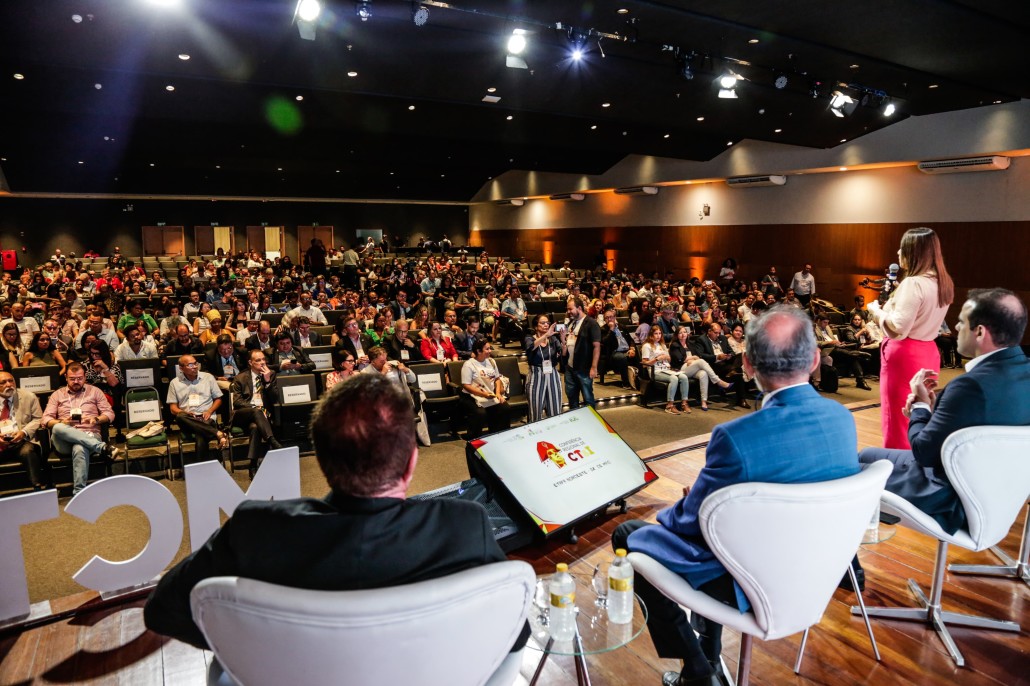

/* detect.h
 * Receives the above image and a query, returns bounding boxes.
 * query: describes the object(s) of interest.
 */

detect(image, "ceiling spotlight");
[718,73,738,99]
[883,101,896,117]
[297,0,321,22]
[829,90,856,118]
[774,74,788,89]
[13,73,25,80]
[295,95,304,101]
[567,28,588,61]
[356,1,372,22]
[507,30,527,55]
[412,3,429,26]
[347,71,358,77]
[506,29,528,69]
[165,84,175,91]
[178,53,190,61]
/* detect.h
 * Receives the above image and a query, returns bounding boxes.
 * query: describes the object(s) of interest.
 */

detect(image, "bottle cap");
[615,548,627,557]
[556,563,568,572]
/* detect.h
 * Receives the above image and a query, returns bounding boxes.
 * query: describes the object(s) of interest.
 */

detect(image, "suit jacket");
[291,330,323,348]
[906,346,1030,527]
[383,333,424,362]
[203,348,247,380]
[229,369,278,416]
[452,329,483,360]
[143,493,513,650]
[628,384,859,603]
[689,333,733,366]
[336,333,374,361]
[165,335,204,357]
[268,346,316,375]
[245,334,275,352]
[3,389,43,447]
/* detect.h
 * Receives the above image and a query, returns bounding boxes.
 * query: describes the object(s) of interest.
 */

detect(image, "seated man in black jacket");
[383,319,423,363]
[144,373,528,652]
[600,310,636,387]
[452,315,484,360]
[268,331,316,375]
[689,322,747,406]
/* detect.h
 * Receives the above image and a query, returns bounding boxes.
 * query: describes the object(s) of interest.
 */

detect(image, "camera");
[69,408,83,422]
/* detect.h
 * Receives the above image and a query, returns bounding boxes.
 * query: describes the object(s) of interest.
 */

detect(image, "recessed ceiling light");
[178,53,190,61]
[617,8,629,14]
[94,83,102,89]
[215,165,220,169]
[277,167,283,171]
[849,64,859,69]
[601,102,611,108]
[696,116,704,121]
[727,141,733,146]
[13,73,25,80]
[440,174,445,178]
[506,115,513,120]
[295,95,304,101]
[487,87,496,93]
[78,161,84,165]
[928,84,939,89]
[104,136,110,140]
[149,163,155,167]
[748,39,759,44]
[165,84,175,91]
[839,167,847,171]
[994,100,1002,104]
[774,128,782,133]
[408,105,416,110]
[840,138,847,143]
[72,14,83,23]
[335,169,340,173]
[389,172,394,175]
[347,71,358,77]
[663,134,670,138]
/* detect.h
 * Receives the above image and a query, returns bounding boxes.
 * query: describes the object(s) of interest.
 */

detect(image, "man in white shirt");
[167,355,225,464]
[283,292,327,327]
[237,317,260,346]
[1,303,40,348]
[790,264,816,307]
[114,326,159,361]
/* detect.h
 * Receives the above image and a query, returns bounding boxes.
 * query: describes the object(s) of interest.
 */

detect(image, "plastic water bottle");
[607,549,634,624]
[549,563,576,641]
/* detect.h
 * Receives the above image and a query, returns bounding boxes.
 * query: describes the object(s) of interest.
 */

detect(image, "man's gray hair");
[744,305,817,380]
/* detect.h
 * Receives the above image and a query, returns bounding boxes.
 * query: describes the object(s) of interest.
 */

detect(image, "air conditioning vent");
[549,193,585,201]
[495,198,525,207]
[917,156,1010,174]
[614,186,659,195]
[726,175,787,188]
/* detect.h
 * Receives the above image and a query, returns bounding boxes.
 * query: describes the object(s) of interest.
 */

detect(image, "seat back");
[413,362,451,400]
[699,460,891,639]
[277,374,318,405]
[120,357,162,389]
[12,365,62,395]
[305,344,334,371]
[943,425,1030,551]
[191,560,534,686]
[124,386,163,430]
[494,356,525,397]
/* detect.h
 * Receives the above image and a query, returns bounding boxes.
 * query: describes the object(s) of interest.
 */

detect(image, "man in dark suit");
[563,296,602,408]
[600,310,636,387]
[452,315,483,360]
[204,334,248,391]
[268,332,316,375]
[245,320,275,353]
[383,318,423,364]
[290,317,323,348]
[860,288,1030,535]
[164,323,204,357]
[334,316,373,369]
[614,306,860,686]
[690,322,747,407]
[230,349,283,477]
[144,374,526,652]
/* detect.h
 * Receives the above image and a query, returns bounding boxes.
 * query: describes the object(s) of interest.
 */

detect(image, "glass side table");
[527,572,648,686]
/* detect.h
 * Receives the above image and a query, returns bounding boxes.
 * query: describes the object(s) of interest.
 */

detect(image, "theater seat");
[191,560,535,686]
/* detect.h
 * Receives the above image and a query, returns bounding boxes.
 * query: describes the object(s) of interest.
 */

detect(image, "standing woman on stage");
[866,227,953,449]
[524,314,564,422]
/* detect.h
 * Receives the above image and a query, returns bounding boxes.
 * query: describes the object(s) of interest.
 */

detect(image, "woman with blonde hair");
[866,227,953,448]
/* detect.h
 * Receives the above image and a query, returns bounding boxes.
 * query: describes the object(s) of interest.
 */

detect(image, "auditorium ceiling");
[0,0,1027,201]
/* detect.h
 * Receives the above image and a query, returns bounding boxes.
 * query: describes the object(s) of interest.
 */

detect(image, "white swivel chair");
[948,497,1030,587]
[629,460,891,686]
[855,425,1030,667]
[190,560,535,686]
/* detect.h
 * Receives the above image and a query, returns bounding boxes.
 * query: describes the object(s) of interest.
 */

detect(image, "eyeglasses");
[342,358,355,364]
[181,362,199,368]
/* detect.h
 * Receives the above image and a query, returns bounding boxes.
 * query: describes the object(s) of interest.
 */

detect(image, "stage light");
[297,0,321,22]
[829,90,856,118]
[567,28,588,61]
[356,1,372,22]
[883,101,896,117]
[507,31,527,55]
[718,73,738,99]
[412,3,429,26]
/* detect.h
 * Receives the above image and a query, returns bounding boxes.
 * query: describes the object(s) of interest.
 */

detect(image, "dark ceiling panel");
[0,0,1024,199]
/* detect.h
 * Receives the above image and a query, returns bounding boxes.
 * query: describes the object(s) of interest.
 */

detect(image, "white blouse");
[873,275,949,341]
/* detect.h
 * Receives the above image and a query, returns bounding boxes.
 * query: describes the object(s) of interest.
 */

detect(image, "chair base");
[852,576,1021,667]
[948,501,1030,590]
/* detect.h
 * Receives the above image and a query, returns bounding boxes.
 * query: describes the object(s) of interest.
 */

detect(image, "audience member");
[524,314,563,422]
[0,371,46,490]
[563,296,601,409]
[167,354,226,464]
[230,349,284,476]
[270,332,316,375]
[459,339,510,438]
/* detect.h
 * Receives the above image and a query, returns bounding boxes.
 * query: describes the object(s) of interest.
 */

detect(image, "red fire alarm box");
[1,250,18,271]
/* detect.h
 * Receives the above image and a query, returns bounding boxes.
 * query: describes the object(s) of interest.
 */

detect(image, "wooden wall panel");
[472,221,1030,337]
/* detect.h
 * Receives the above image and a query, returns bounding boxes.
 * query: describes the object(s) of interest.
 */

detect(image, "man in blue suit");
[860,288,1030,535]
[614,306,859,686]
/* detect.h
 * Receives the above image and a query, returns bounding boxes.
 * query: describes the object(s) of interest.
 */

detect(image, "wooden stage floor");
[1,405,1027,686]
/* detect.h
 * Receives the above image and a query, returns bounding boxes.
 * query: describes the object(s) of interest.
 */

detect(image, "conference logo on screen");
[536,439,595,470]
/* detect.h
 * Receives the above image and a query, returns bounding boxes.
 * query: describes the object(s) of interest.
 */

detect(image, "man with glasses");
[1,302,41,348]
[43,319,71,355]
[41,363,120,494]
[290,317,322,348]
[75,313,119,352]
[167,355,225,465]
[337,316,372,370]
[115,325,159,362]
[230,349,283,478]
[283,291,327,327]
[269,332,316,376]
[0,371,46,490]
[384,318,421,364]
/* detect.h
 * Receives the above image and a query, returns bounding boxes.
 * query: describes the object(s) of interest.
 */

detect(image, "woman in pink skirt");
[866,228,953,448]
